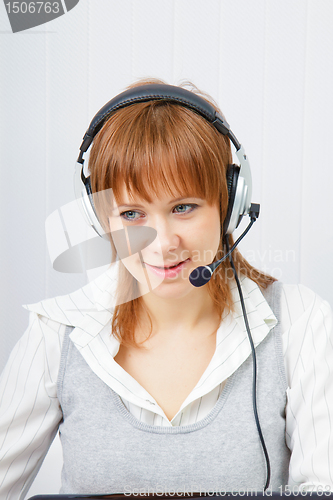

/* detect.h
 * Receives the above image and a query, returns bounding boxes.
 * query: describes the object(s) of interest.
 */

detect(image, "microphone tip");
[189,266,213,287]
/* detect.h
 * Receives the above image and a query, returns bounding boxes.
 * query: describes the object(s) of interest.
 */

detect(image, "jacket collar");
[24,266,277,355]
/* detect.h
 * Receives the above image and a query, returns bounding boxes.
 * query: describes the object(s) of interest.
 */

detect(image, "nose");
[111,226,158,259]
[145,216,180,257]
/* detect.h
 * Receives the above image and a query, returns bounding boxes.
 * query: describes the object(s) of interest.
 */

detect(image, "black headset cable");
[225,232,271,492]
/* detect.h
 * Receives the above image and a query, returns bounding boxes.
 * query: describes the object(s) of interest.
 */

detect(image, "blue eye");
[120,210,141,221]
[120,204,198,222]
[174,204,197,213]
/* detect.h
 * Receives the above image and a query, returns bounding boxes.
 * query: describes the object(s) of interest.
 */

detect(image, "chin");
[144,279,196,301]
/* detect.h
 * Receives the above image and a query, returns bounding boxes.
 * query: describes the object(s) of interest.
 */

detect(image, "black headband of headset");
[77,84,241,164]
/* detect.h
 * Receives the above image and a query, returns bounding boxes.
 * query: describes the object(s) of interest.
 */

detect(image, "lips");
[143,258,190,279]
[146,258,190,269]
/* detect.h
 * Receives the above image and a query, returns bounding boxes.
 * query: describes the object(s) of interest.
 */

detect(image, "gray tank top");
[57,281,290,494]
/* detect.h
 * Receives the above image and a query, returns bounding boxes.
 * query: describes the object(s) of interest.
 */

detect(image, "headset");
[75,84,270,491]
[76,83,253,238]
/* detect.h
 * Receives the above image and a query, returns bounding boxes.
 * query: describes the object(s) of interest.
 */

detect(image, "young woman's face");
[109,186,221,301]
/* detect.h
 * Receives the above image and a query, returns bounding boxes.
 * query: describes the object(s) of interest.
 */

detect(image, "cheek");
[199,209,221,245]
[187,213,221,261]
[205,211,221,258]
[120,254,165,298]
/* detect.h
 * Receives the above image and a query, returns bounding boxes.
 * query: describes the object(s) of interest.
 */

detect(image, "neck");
[138,286,219,337]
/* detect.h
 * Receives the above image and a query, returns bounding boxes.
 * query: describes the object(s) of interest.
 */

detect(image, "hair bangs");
[104,102,226,208]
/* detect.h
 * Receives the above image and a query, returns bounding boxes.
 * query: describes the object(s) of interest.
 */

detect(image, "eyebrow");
[116,196,202,209]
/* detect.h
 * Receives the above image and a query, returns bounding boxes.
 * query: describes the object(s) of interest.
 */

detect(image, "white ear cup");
[222,144,253,234]
[226,177,247,234]
[80,187,106,237]
[235,145,252,215]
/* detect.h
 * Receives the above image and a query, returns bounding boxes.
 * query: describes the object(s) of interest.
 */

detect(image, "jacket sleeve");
[0,312,65,500]
[281,284,333,491]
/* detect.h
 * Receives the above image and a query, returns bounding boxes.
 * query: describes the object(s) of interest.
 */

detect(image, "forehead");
[113,185,200,207]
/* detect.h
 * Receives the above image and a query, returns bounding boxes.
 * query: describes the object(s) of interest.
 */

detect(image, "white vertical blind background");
[0,0,332,496]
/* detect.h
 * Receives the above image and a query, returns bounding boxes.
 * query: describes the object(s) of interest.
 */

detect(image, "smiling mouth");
[145,258,190,269]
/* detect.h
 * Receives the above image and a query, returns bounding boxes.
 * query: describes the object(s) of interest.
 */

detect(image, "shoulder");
[239,278,332,346]
[277,283,333,380]
[278,282,332,331]
[25,311,68,346]
[23,264,119,328]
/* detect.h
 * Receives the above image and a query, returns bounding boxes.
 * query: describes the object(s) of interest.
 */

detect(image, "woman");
[0,80,332,499]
